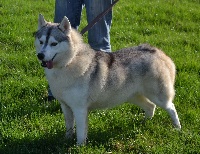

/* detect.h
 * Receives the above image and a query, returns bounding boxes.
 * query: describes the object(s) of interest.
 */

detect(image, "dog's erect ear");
[38,14,47,30]
[58,16,71,34]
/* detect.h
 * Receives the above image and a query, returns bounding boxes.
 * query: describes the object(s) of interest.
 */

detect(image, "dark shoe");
[47,95,55,102]
[47,86,55,102]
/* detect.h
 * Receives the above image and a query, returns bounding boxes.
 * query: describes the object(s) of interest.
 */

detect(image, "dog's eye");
[39,40,43,45]
[51,42,58,46]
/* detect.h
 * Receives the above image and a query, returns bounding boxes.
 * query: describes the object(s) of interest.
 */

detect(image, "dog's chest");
[45,68,90,105]
[45,69,68,95]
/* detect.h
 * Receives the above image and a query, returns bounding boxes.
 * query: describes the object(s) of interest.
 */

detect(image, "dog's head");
[34,14,72,69]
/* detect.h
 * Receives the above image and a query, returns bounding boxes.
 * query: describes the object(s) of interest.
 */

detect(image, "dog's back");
[85,44,175,110]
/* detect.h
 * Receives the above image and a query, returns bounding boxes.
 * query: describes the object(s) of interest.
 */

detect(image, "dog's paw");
[174,124,181,130]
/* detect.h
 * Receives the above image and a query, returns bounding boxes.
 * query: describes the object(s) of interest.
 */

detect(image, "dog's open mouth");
[40,54,57,69]
[41,60,53,69]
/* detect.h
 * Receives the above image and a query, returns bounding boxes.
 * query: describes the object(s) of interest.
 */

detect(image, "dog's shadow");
[1,105,146,153]
[0,130,71,154]
[0,122,144,154]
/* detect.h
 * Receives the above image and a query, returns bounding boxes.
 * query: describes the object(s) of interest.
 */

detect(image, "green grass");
[0,0,199,153]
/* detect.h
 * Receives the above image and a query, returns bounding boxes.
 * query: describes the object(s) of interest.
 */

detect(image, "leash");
[39,0,119,68]
[80,0,119,35]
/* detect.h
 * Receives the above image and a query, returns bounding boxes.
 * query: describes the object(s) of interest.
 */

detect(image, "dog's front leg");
[60,102,75,139]
[73,108,88,145]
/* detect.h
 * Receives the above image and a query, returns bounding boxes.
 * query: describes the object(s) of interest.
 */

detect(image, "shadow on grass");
[1,98,148,153]
[0,131,71,154]
[0,116,145,154]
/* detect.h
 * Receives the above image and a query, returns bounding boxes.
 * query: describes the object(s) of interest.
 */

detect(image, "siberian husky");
[34,14,181,145]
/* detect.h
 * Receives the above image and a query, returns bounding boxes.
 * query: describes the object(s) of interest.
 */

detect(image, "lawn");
[0,0,199,153]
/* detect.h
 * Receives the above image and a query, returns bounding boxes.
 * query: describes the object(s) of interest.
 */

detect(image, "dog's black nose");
[37,53,45,60]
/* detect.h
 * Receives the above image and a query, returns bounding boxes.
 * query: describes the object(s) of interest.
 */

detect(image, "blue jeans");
[54,0,113,52]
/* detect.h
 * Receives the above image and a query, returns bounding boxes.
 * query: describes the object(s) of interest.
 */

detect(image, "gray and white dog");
[34,14,181,145]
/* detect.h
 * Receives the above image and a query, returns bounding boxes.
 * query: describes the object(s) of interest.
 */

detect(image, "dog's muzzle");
[37,53,57,69]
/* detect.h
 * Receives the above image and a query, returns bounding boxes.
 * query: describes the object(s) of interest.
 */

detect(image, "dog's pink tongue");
[46,60,53,69]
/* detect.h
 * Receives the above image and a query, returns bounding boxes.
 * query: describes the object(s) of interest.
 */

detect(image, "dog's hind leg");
[146,95,181,129]
[159,101,181,129]
[60,102,75,139]
[129,94,156,119]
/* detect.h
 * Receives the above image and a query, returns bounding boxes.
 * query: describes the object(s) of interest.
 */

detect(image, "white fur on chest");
[45,68,90,108]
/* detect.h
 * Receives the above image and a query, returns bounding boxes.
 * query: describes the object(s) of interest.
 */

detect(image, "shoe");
[47,86,55,102]
[47,95,55,102]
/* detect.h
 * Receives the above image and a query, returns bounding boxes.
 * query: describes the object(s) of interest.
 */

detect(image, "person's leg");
[48,0,84,101]
[54,0,84,29]
[85,0,113,52]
